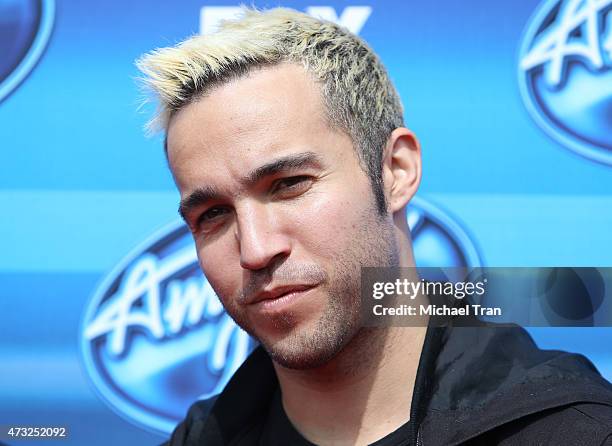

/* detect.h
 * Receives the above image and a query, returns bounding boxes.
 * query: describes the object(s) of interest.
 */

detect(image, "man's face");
[167,63,399,369]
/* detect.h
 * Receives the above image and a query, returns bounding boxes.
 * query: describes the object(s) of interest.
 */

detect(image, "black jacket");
[164,320,612,445]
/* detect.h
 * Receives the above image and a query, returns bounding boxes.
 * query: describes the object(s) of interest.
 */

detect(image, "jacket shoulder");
[472,402,612,446]
[160,395,219,446]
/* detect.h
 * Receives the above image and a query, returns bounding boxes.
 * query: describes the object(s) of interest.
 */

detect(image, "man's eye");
[197,207,229,227]
[272,176,312,195]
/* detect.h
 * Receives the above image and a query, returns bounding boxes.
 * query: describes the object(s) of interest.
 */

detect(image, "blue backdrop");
[1,0,611,444]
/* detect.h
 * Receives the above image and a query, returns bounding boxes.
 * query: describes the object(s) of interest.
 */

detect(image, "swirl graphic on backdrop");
[0,0,55,103]
[80,197,481,434]
[518,0,612,165]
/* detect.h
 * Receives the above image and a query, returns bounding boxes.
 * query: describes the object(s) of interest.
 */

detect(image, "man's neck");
[273,322,428,445]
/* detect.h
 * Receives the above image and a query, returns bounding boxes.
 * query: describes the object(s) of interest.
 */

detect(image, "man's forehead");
[166,62,326,141]
[165,63,332,184]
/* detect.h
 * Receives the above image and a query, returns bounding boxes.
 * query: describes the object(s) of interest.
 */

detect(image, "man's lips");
[248,284,317,305]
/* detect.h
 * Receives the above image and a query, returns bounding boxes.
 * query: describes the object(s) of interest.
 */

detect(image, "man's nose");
[235,203,291,271]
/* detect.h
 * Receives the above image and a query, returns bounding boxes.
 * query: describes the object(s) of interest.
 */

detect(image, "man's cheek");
[198,260,238,305]
[302,196,365,246]
[210,277,237,305]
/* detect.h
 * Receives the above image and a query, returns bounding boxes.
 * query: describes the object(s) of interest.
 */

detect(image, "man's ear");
[381,128,422,213]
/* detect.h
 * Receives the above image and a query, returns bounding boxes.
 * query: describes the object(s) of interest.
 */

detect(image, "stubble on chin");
[262,287,361,370]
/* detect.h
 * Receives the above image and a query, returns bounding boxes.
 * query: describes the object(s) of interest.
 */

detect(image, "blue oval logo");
[0,0,55,103]
[80,197,480,435]
[518,0,612,165]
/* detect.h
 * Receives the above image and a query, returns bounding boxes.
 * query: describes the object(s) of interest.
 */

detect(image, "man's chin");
[256,320,357,370]
[262,340,342,370]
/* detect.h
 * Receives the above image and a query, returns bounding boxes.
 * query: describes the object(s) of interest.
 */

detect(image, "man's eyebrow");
[245,151,323,185]
[178,185,221,222]
[178,151,323,222]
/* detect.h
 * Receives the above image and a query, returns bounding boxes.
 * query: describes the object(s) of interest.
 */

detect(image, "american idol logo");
[518,0,612,165]
[80,197,480,434]
[0,0,55,103]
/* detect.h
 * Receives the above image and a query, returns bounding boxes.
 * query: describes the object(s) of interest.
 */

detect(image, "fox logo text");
[200,5,372,35]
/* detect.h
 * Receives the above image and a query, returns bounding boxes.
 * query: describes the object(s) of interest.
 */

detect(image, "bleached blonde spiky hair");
[137,7,404,214]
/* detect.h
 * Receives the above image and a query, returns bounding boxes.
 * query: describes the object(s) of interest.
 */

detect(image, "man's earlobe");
[382,128,422,213]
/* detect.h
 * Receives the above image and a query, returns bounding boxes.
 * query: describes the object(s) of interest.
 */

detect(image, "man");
[137,7,612,445]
